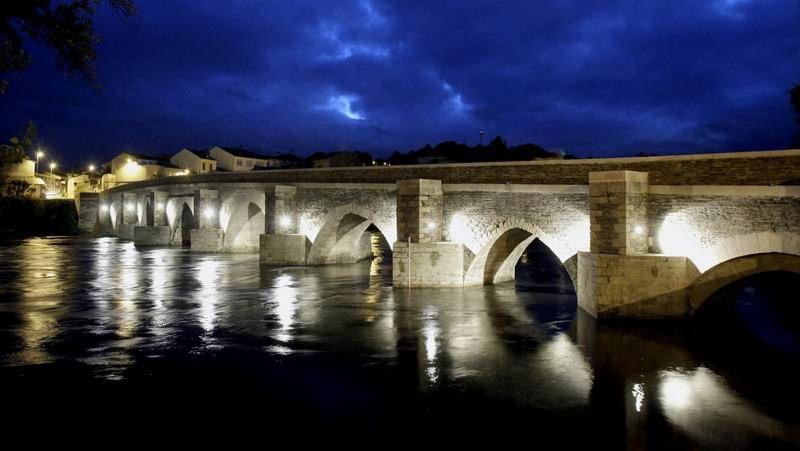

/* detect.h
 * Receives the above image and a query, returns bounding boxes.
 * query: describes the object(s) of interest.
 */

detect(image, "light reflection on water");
[0,236,797,445]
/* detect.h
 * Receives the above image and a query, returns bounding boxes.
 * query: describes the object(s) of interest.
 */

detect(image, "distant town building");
[0,158,46,197]
[311,151,371,168]
[38,171,63,198]
[66,174,97,199]
[170,148,217,174]
[100,173,116,191]
[208,146,294,171]
[109,152,186,185]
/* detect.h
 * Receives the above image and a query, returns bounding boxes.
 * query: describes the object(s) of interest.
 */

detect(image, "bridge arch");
[221,195,265,252]
[463,220,579,286]
[165,196,194,247]
[136,195,153,226]
[179,203,194,247]
[685,231,800,274]
[687,251,800,315]
[109,202,119,232]
[219,190,265,252]
[307,204,392,265]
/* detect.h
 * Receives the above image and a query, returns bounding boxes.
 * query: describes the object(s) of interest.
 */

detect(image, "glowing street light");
[88,164,96,173]
[279,215,292,229]
[633,225,644,235]
[50,162,57,174]
[100,204,109,213]
[35,149,44,173]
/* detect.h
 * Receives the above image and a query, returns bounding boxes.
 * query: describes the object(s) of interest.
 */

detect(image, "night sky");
[1,0,799,167]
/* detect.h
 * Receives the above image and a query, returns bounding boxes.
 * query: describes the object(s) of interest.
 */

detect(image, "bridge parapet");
[83,151,800,320]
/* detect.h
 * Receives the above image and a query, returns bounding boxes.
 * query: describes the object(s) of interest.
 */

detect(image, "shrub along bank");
[0,198,78,238]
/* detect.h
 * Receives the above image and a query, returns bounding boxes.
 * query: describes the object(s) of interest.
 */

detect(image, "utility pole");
[479,130,485,146]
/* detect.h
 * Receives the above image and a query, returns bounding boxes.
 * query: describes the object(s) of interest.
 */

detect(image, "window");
[236,159,243,166]
[202,162,206,171]
[247,159,253,167]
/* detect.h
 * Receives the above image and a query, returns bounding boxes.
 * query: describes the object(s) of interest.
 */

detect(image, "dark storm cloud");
[0,0,798,166]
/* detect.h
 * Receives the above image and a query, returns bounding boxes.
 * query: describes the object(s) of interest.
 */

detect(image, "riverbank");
[0,197,78,238]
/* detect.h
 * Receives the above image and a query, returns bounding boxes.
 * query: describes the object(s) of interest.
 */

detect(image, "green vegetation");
[0,198,78,238]
[0,120,35,167]
[387,135,570,165]
[791,82,800,147]
[0,1,137,94]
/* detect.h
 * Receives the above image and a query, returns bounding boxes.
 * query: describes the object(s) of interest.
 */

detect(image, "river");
[0,235,797,447]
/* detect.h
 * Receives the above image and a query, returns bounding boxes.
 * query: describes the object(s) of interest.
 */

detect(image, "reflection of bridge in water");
[81,149,800,319]
[1,236,798,446]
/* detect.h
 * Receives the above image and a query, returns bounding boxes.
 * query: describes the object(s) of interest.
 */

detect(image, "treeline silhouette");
[387,135,571,165]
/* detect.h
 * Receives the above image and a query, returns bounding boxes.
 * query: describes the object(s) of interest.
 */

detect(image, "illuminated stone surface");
[87,150,800,319]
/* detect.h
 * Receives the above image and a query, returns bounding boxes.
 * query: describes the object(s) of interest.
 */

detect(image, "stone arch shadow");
[222,199,265,252]
[307,203,393,265]
[109,201,120,233]
[685,233,800,317]
[166,196,194,247]
[463,220,579,287]
[136,194,154,226]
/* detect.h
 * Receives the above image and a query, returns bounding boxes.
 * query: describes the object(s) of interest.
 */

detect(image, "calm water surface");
[0,236,798,447]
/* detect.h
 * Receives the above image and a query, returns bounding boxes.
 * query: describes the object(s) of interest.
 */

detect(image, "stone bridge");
[78,149,800,319]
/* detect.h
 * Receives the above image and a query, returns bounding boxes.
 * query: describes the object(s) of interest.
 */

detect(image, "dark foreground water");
[0,236,798,447]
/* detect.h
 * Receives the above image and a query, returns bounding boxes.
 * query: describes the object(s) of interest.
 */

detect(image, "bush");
[0,198,78,238]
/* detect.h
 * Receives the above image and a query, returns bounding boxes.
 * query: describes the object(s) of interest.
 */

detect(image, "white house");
[0,157,45,197]
[208,146,293,171]
[109,152,186,185]
[170,148,217,174]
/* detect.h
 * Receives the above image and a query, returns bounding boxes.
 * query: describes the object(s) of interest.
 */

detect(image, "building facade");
[110,152,186,185]
[312,151,370,168]
[208,146,295,171]
[0,158,45,197]
[170,148,217,174]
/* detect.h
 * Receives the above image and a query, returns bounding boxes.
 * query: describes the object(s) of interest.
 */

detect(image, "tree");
[0,1,137,94]
[489,135,508,153]
[1,180,33,198]
[0,120,36,167]
[790,82,800,146]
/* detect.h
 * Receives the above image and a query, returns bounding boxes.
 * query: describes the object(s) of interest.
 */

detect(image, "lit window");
[236,159,243,166]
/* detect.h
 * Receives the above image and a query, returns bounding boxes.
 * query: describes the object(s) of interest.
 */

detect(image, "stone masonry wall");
[589,171,648,255]
[77,192,99,233]
[294,187,396,244]
[578,253,689,318]
[442,191,589,258]
[396,179,443,242]
[648,194,800,253]
[104,150,800,193]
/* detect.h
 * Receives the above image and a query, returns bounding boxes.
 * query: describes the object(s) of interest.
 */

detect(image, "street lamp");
[50,162,56,173]
[88,164,95,173]
[35,150,44,173]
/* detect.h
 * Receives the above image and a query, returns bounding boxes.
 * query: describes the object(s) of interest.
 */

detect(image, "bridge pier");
[96,193,114,236]
[260,185,310,264]
[393,179,467,287]
[118,192,138,240]
[577,171,689,318]
[190,189,223,252]
[77,192,99,234]
[134,191,171,247]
